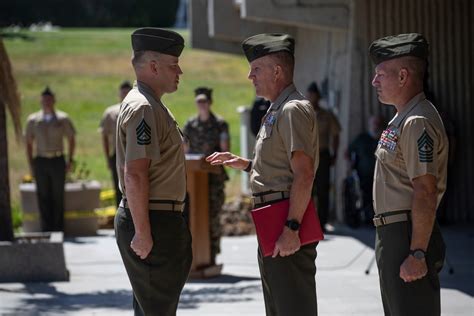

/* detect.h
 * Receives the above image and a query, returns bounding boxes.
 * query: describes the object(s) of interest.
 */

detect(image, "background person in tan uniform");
[370,33,448,316]
[306,82,340,231]
[114,28,192,316]
[99,80,132,207]
[207,33,319,316]
[25,86,76,232]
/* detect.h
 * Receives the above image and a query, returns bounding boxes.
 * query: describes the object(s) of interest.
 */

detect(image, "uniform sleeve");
[62,117,76,138]
[24,117,35,141]
[400,117,439,180]
[330,112,342,135]
[278,102,315,161]
[98,111,107,134]
[123,105,160,162]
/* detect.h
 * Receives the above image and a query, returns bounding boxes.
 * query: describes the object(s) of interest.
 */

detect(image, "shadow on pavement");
[4,276,262,313]
[188,274,260,284]
[5,283,132,315]
[330,223,474,297]
[179,283,262,309]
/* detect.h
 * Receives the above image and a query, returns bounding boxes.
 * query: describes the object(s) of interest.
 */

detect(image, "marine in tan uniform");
[370,33,448,316]
[114,28,192,316]
[207,33,319,316]
[306,81,341,230]
[25,87,76,232]
[99,80,132,207]
[183,87,229,265]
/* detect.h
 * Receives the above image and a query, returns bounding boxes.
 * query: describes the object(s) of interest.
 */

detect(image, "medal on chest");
[378,128,398,151]
[264,113,276,127]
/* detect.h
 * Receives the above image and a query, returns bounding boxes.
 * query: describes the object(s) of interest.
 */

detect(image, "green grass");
[5,28,253,212]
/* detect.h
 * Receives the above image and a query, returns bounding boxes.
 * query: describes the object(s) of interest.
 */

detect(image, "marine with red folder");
[251,198,324,257]
[207,33,321,316]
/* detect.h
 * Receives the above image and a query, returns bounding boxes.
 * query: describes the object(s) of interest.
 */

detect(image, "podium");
[185,154,223,278]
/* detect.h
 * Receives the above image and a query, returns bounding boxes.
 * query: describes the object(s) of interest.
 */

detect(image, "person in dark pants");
[25,87,76,232]
[306,82,340,231]
[347,115,385,224]
[114,28,192,316]
[370,33,448,315]
[99,80,132,207]
[207,33,319,316]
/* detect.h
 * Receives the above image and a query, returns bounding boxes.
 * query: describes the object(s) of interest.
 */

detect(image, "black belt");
[373,210,411,227]
[120,199,185,212]
[252,191,290,204]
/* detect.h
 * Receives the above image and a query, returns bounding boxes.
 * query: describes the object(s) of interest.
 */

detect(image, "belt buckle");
[253,195,265,204]
[373,216,385,227]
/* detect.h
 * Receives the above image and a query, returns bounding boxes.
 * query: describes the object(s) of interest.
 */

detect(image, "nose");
[371,74,378,87]
[247,69,253,80]
[177,65,183,75]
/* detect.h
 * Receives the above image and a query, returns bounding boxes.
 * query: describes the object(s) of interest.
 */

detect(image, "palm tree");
[0,37,22,241]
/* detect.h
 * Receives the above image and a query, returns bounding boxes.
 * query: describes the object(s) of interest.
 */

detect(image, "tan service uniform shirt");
[315,107,341,151]
[373,92,448,214]
[25,110,76,157]
[99,103,120,157]
[116,81,186,202]
[250,84,319,194]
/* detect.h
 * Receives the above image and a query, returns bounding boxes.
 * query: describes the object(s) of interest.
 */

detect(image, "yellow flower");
[22,174,33,183]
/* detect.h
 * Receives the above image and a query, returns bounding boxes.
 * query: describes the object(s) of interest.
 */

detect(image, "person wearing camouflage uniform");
[183,87,229,265]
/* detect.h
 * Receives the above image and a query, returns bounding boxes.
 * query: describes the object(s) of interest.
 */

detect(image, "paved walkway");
[0,225,472,315]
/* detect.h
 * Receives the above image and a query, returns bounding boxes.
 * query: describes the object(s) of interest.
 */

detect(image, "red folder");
[250,199,324,257]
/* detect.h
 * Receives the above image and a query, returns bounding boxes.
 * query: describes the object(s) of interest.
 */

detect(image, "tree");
[0,37,22,241]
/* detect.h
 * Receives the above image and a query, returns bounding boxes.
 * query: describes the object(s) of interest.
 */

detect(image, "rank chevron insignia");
[417,130,433,163]
[136,118,151,145]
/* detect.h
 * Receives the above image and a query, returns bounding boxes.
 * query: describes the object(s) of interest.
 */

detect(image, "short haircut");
[269,51,295,79]
[399,56,427,82]
[131,50,161,69]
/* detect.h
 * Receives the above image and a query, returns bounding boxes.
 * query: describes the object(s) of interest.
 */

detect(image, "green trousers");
[258,242,318,316]
[115,207,193,316]
[375,221,445,316]
[34,156,66,232]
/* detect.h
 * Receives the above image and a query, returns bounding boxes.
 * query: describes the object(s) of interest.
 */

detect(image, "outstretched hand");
[206,152,250,170]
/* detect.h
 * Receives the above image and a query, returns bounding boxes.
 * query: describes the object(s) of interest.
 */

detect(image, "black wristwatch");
[409,249,426,260]
[285,219,300,231]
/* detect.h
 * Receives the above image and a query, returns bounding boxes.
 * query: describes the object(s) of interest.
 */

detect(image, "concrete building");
[189,0,473,222]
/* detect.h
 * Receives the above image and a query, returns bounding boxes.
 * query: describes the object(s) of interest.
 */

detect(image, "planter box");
[0,232,69,283]
[20,181,101,236]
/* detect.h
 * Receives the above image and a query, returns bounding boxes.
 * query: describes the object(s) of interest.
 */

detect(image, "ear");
[150,60,159,75]
[398,68,408,86]
[274,64,282,82]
